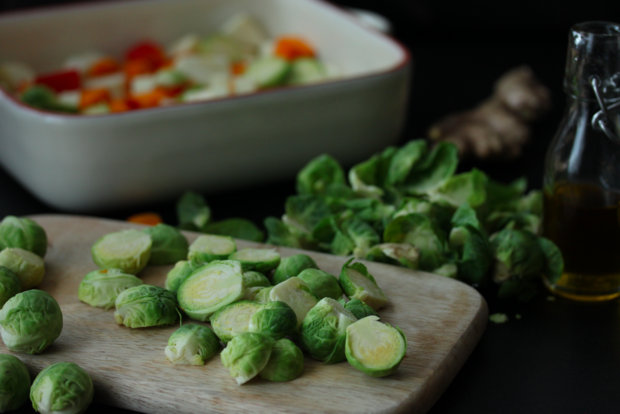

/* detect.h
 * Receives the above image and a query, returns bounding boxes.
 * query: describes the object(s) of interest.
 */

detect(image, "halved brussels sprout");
[339,259,387,311]
[249,301,297,340]
[0,247,45,290]
[345,315,407,377]
[114,285,178,328]
[269,277,319,329]
[242,286,265,301]
[221,332,275,385]
[211,301,261,343]
[365,243,420,270]
[0,266,21,308]
[78,268,143,310]
[143,224,189,265]
[165,324,220,365]
[177,260,245,321]
[0,289,63,354]
[188,234,236,263]
[0,354,30,412]
[301,297,357,363]
[228,248,281,273]
[164,260,202,293]
[0,216,48,258]
[30,362,93,414]
[259,338,304,382]
[272,254,319,285]
[343,298,379,320]
[254,286,274,303]
[91,230,152,274]
[242,271,271,288]
[296,268,343,300]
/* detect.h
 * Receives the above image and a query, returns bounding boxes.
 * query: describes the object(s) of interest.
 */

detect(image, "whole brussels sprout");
[242,271,271,289]
[143,224,189,265]
[164,260,202,293]
[114,285,178,328]
[211,301,261,343]
[253,286,274,304]
[268,277,319,329]
[91,230,152,275]
[0,216,47,258]
[296,268,343,300]
[188,234,236,263]
[165,324,220,365]
[221,332,275,385]
[272,254,319,285]
[249,301,297,340]
[228,248,281,273]
[30,362,93,414]
[0,248,45,290]
[78,268,143,310]
[0,290,63,354]
[345,315,407,377]
[343,298,379,320]
[301,297,357,363]
[0,354,31,412]
[339,259,387,311]
[259,338,304,382]
[0,266,21,308]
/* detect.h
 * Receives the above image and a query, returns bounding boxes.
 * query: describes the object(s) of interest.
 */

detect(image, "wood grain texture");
[1,215,487,414]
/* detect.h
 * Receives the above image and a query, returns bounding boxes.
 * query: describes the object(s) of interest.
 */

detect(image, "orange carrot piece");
[110,99,130,113]
[124,58,156,81]
[79,88,111,109]
[231,61,247,75]
[88,57,120,77]
[127,212,163,226]
[274,37,316,60]
[130,88,167,108]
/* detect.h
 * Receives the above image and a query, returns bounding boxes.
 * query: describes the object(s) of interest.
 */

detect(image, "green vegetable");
[0,266,21,308]
[538,237,564,284]
[243,286,266,301]
[296,154,346,196]
[0,248,45,290]
[91,230,152,275]
[259,338,304,382]
[301,297,357,363]
[432,263,458,278]
[164,260,202,293]
[400,142,458,195]
[296,268,343,300]
[339,259,387,311]
[365,243,419,269]
[0,216,47,258]
[78,268,143,310]
[221,332,275,385]
[288,58,327,85]
[386,140,428,186]
[0,290,63,354]
[349,147,397,199]
[245,56,290,88]
[177,191,211,231]
[165,324,220,365]
[268,277,319,329]
[272,254,319,285]
[228,248,281,273]
[20,85,77,113]
[114,285,178,328]
[211,301,261,343]
[177,260,245,321]
[242,271,271,288]
[343,298,379,320]
[249,301,297,340]
[253,286,274,303]
[30,362,93,414]
[429,169,488,208]
[333,217,380,259]
[188,234,236,263]
[143,224,188,265]
[204,218,264,242]
[0,354,30,412]
[264,217,304,249]
[345,315,407,377]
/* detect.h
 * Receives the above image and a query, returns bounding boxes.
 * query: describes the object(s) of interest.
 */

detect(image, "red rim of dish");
[0,0,411,120]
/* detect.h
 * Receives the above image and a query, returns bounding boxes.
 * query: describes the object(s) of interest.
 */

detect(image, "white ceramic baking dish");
[0,0,410,211]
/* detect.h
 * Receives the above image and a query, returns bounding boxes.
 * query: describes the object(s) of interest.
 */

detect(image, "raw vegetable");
[142,223,189,265]
[211,301,261,343]
[228,248,280,273]
[339,259,387,311]
[165,324,221,365]
[0,248,45,290]
[268,277,319,329]
[259,338,304,382]
[221,332,275,385]
[78,268,143,310]
[188,234,236,263]
[0,215,48,258]
[272,253,319,285]
[0,266,20,308]
[30,362,93,414]
[164,260,202,292]
[296,268,343,300]
[91,230,152,275]
[0,354,30,412]
[114,285,178,328]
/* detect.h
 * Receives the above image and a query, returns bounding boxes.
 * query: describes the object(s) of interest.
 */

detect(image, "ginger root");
[427,66,551,159]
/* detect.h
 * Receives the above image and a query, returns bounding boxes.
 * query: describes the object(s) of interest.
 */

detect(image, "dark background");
[1,1,619,413]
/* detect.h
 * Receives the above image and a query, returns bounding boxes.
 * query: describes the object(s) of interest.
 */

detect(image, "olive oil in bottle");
[543,183,620,301]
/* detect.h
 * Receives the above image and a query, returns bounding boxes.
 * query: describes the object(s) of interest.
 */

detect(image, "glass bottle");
[543,21,620,301]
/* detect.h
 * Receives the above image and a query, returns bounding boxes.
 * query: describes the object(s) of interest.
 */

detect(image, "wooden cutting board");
[1,215,487,414]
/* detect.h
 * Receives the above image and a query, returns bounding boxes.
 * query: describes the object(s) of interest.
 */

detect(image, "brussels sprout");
[114,285,178,328]
[228,248,280,273]
[343,298,379,320]
[221,332,275,385]
[0,266,21,308]
[491,229,544,282]
[211,301,261,343]
[272,254,319,285]
[333,217,381,259]
[242,271,271,289]
[242,287,265,301]
[282,195,332,237]
[429,169,488,208]
[259,338,304,382]
[91,230,152,275]
[296,268,343,300]
[296,154,346,196]
[30,362,93,414]
[301,297,357,363]
[254,286,274,303]
[204,218,265,242]
[0,216,47,258]
[249,301,297,340]
[339,259,387,311]
[538,237,563,285]
[188,235,236,263]
[0,248,45,290]
[365,243,419,270]
[164,260,202,293]
[349,147,397,199]
[177,260,245,321]
[400,141,458,195]
[268,277,319,329]
[177,191,211,232]
[165,324,220,365]
[0,290,63,354]
[449,224,492,285]
[385,140,428,186]
[0,354,30,412]
[78,268,143,310]
[345,315,407,377]
[432,263,458,279]
[142,224,189,265]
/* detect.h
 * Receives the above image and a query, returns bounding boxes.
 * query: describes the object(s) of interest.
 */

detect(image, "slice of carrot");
[127,212,163,226]
[80,88,111,109]
[231,61,247,75]
[110,99,130,113]
[274,37,316,60]
[88,57,120,77]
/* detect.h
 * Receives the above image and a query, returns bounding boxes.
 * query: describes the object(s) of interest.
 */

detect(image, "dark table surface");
[1,0,619,413]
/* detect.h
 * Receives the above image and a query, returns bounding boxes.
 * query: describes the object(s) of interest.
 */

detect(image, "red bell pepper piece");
[35,69,81,93]
[125,41,166,67]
